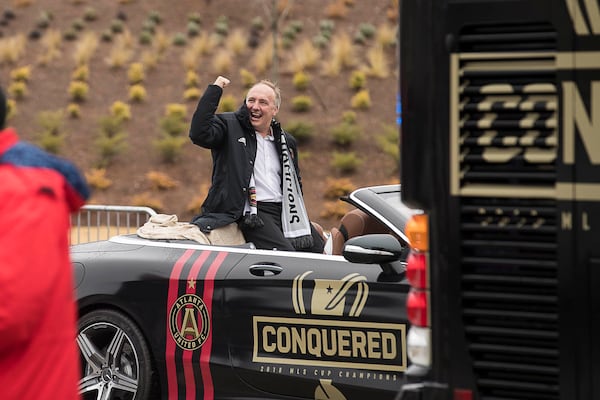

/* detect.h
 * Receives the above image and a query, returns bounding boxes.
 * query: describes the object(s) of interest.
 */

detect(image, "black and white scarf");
[242,130,313,250]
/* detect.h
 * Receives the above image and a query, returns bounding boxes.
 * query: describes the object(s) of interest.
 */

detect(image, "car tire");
[77,309,154,400]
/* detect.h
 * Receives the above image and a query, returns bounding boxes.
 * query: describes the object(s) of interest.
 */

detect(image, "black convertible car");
[71,184,417,400]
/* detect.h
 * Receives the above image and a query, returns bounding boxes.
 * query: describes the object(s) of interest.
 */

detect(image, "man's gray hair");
[255,79,281,109]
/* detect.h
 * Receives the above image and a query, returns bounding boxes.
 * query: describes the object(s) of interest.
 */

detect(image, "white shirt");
[254,132,282,202]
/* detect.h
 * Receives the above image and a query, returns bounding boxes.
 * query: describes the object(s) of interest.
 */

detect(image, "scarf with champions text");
[242,130,313,250]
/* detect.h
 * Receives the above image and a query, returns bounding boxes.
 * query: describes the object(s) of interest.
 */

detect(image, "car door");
[222,249,409,400]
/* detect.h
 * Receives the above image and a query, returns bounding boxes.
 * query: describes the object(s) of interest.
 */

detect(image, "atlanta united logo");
[169,294,211,350]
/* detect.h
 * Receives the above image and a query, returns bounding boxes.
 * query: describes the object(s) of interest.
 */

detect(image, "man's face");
[245,83,278,134]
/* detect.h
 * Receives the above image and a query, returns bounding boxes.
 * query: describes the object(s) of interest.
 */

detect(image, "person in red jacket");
[0,87,90,399]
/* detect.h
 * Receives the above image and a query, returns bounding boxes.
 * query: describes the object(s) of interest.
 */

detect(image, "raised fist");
[214,76,230,88]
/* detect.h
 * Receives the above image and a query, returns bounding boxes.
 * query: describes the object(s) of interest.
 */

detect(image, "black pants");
[241,202,325,253]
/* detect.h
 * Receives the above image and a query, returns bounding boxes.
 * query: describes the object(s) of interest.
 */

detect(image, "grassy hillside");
[0,0,400,228]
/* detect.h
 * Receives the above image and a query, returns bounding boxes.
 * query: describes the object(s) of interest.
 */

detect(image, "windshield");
[380,191,417,219]
[348,185,420,245]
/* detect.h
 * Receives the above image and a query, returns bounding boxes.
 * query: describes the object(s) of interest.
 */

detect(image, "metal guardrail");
[70,205,157,245]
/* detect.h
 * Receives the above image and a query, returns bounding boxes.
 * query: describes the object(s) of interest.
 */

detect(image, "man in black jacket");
[189,76,324,252]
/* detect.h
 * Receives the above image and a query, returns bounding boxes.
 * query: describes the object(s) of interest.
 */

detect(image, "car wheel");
[77,309,153,400]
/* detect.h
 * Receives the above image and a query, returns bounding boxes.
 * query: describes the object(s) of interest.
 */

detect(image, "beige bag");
[137,214,245,246]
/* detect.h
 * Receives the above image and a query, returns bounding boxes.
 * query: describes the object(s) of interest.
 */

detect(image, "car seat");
[330,208,388,255]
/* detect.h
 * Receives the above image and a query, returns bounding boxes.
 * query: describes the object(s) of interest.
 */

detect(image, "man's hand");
[214,76,230,89]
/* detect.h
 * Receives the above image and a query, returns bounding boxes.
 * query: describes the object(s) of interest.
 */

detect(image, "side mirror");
[342,234,405,275]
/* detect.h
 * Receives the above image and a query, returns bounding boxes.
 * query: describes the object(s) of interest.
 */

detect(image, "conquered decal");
[253,272,407,372]
[169,293,210,350]
[253,316,405,371]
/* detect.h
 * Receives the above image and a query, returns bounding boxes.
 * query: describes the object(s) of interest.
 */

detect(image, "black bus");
[397,1,600,399]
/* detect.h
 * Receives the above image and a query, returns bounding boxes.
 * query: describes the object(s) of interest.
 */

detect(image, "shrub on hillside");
[250,16,264,30]
[6,99,17,120]
[159,114,187,137]
[365,44,390,79]
[319,200,349,220]
[323,177,355,200]
[148,10,163,25]
[154,104,188,163]
[227,29,247,55]
[153,134,187,163]
[67,103,81,119]
[37,131,64,154]
[325,0,349,19]
[172,32,187,46]
[110,19,124,34]
[291,95,313,112]
[71,64,89,81]
[251,36,273,74]
[110,101,132,121]
[37,29,62,65]
[358,23,376,40]
[214,15,229,37]
[341,110,357,124]
[185,70,199,88]
[319,19,336,38]
[331,151,362,174]
[95,133,128,167]
[165,103,187,119]
[187,21,201,37]
[313,33,329,49]
[292,71,310,91]
[376,123,400,167]
[99,114,125,137]
[348,70,366,91]
[71,18,85,32]
[36,109,67,154]
[183,87,201,101]
[286,39,321,73]
[85,168,113,190]
[37,109,65,134]
[322,32,355,76]
[376,23,398,48]
[239,68,256,89]
[284,120,314,144]
[63,29,78,41]
[68,80,89,102]
[217,95,237,112]
[10,65,31,82]
[100,30,113,43]
[95,115,128,167]
[0,34,26,64]
[187,12,202,25]
[330,121,361,146]
[83,7,98,22]
[212,49,232,74]
[139,30,153,46]
[8,80,27,99]
[127,62,145,84]
[128,84,147,102]
[146,171,179,190]
[350,89,371,109]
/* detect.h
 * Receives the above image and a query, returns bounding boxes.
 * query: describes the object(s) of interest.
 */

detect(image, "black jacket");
[189,84,301,233]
